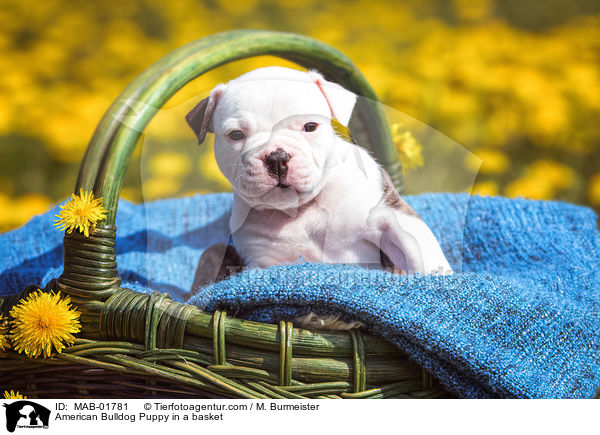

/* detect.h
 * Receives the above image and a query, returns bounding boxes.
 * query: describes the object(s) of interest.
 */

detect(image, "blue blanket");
[1,193,599,399]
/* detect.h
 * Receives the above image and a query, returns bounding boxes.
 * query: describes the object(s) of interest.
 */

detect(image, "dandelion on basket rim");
[54,188,107,237]
[3,390,27,399]
[9,290,81,359]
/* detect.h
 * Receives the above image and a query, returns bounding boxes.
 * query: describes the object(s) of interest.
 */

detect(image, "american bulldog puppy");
[186,66,452,329]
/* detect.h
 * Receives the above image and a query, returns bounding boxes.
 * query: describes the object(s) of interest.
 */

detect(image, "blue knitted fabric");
[1,193,598,398]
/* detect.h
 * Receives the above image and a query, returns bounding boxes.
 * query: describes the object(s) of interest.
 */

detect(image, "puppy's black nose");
[264,148,291,181]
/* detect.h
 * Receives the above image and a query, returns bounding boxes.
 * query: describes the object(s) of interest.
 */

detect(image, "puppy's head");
[186,66,357,210]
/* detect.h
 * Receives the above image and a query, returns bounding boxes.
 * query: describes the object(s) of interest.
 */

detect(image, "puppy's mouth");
[276,182,291,189]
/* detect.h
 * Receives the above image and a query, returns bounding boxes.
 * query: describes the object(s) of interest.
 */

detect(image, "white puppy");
[186,67,452,328]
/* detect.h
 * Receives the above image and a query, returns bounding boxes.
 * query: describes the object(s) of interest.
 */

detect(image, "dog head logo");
[3,401,50,432]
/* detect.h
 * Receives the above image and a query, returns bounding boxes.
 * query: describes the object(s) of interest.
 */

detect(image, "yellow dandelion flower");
[505,160,574,200]
[331,118,351,141]
[148,151,191,179]
[142,177,182,200]
[587,173,600,206]
[4,390,27,399]
[472,181,499,197]
[0,314,10,354]
[0,337,9,355]
[10,290,81,359]
[3,390,27,399]
[392,123,424,173]
[54,189,107,237]
[465,149,509,175]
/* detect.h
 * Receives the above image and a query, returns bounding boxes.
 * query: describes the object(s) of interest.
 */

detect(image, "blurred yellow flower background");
[1,0,599,231]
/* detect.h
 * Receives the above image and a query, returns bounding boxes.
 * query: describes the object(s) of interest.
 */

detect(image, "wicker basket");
[0,30,451,399]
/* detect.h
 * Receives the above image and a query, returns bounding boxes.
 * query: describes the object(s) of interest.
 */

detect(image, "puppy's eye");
[227,130,245,141]
[302,122,319,132]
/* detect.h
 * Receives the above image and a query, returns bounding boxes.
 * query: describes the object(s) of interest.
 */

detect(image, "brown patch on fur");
[380,167,419,218]
[187,244,244,300]
[379,167,418,273]
[293,313,364,331]
[379,250,406,275]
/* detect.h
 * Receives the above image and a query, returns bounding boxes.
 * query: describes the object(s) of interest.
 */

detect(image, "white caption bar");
[0,399,596,434]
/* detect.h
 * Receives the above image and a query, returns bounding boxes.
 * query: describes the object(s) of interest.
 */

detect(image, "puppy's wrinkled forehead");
[214,75,332,129]
[185,66,357,144]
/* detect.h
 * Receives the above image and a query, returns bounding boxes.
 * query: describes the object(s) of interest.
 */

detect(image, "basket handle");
[76,30,402,224]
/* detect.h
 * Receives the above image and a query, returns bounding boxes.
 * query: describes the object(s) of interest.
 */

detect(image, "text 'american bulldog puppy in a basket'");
[186,66,452,329]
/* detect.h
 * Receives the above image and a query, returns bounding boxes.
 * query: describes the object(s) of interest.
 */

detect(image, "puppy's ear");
[185,84,226,144]
[309,71,357,127]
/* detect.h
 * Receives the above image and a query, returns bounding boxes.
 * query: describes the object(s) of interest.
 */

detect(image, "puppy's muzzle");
[264,148,291,188]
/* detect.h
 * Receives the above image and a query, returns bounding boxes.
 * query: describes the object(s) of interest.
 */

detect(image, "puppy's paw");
[293,312,364,331]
